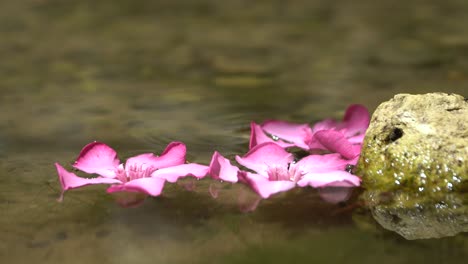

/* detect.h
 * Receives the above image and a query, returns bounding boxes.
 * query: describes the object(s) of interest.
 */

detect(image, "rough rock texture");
[356,93,468,239]
[357,93,467,195]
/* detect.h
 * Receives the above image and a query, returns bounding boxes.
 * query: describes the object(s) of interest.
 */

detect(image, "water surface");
[1,1,467,263]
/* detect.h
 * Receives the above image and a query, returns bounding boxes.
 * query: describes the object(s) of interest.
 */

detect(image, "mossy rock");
[356,93,468,239]
[357,93,467,196]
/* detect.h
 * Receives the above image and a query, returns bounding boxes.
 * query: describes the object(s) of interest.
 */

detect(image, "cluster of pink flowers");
[56,105,370,207]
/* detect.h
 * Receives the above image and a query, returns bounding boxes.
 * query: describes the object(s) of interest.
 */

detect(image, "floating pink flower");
[205,151,243,199]
[235,142,361,198]
[250,104,370,161]
[308,104,369,158]
[249,121,312,150]
[56,141,209,206]
[208,151,241,183]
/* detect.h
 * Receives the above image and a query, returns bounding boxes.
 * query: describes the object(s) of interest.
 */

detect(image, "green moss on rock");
[356,93,468,239]
[357,93,467,195]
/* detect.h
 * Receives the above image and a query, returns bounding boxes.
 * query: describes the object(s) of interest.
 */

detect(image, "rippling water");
[1,1,467,263]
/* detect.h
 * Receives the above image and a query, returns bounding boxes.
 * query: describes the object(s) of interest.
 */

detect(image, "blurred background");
[0,1,467,263]
[1,0,467,153]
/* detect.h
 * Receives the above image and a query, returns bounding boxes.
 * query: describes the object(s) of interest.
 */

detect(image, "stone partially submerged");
[358,93,467,195]
[356,93,468,239]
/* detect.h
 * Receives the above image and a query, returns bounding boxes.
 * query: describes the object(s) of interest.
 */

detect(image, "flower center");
[116,164,156,183]
[267,165,303,182]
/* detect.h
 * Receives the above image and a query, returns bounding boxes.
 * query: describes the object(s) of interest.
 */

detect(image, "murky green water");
[1,0,467,263]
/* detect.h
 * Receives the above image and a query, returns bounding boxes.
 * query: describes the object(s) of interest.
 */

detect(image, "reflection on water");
[363,190,468,240]
[1,0,468,263]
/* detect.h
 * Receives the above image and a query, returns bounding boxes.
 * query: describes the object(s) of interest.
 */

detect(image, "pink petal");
[311,119,338,133]
[151,163,209,183]
[347,154,360,166]
[236,142,294,175]
[306,138,326,150]
[292,153,352,173]
[209,151,240,183]
[261,120,312,150]
[348,134,366,144]
[314,130,361,159]
[349,145,362,165]
[318,187,353,204]
[342,104,370,137]
[243,172,296,199]
[297,170,361,188]
[106,177,166,196]
[156,141,187,166]
[73,142,120,178]
[55,163,122,200]
[126,141,186,170]
[249,122,294,149]
[125,153,161,172]
[250,122,270,149]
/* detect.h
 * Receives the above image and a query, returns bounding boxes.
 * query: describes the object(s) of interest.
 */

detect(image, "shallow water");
[1,0,467,263]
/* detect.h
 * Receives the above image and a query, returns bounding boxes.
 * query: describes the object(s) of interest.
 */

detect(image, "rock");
[362,191,468,239]
[356,93,468,239]
[357,93,467,195]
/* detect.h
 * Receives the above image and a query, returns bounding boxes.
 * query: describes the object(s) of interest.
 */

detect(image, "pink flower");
[208,151,241,183]
[308,104,369,159]
[250,105,370,161]
[205,151,243,199]
[219,142,360,199]
[249,121,312,150]
[56,141,209,206]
